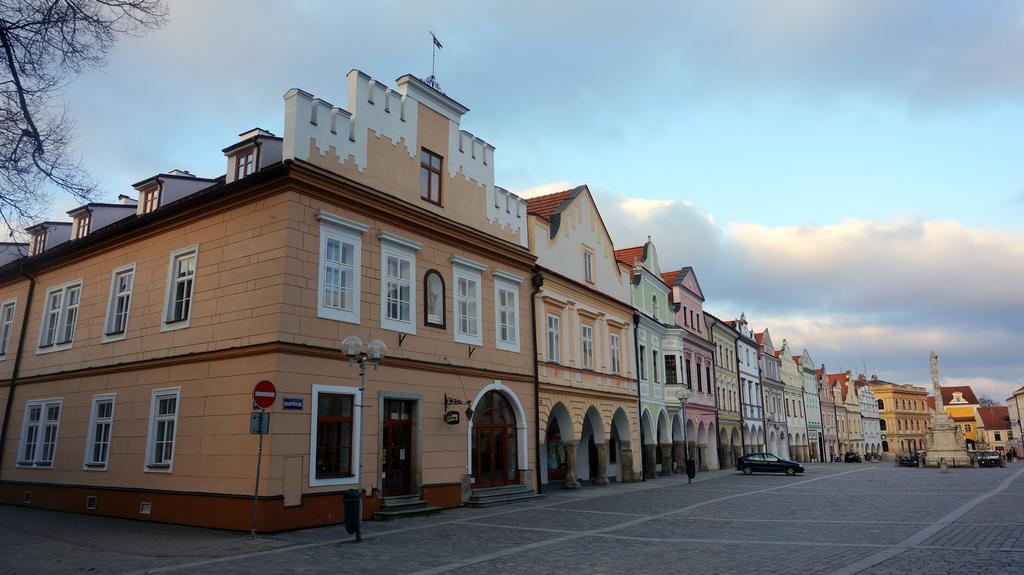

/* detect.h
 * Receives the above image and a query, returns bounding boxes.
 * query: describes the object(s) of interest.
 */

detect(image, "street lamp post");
[677,386,692,482]
[339,335,387,543]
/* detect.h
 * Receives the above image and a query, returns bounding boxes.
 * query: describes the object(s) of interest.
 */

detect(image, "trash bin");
[343,489,362,541]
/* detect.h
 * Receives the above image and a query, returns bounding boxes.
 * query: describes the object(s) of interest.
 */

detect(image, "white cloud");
[510,180,576,199]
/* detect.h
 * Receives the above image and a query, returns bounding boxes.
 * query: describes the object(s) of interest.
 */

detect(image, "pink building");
[662,267,718,470]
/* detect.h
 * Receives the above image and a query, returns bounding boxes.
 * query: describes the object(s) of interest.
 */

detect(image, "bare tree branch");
[0,0,166,234]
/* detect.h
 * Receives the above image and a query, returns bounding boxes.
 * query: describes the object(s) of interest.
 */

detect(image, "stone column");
[659,444,672,476]
[563,442,581,489]
[673,441,686,473]
[644,444,658,479]
[619,441,635,482]
[698,444,709,471]
[593,443,608,486]
[733,446,742,467]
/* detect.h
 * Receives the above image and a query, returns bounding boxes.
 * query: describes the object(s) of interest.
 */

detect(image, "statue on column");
[925,351,969,465]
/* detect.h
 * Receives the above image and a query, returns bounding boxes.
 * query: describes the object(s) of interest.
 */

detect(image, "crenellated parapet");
[282,69,527,247]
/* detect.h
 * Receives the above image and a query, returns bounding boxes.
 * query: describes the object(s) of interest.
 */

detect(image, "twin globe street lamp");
[341,335,388,389]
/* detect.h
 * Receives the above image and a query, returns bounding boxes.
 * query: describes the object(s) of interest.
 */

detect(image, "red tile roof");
[792,355,802,365]
[614,246,644,266]
[754,332,765,345]
[661,271,678,286]
[815,368,824,377]
[952,415,975,423]
[926,396,936,411]
[940,386,980,406]
[525,189,574,220]
[977,406,1010,429]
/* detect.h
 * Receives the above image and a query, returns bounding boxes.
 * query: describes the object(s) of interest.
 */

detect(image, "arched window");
[423,270,445,328]
[651,294,658,320]
[877,399,884,410]
[879,419,887,431]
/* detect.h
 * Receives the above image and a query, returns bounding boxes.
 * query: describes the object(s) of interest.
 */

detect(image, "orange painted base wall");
[0,480,465,532]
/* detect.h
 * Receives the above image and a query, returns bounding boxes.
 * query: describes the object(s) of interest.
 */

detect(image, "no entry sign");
[253,380,277,409]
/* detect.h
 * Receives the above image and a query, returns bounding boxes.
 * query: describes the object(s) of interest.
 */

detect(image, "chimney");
[117,194,138,206]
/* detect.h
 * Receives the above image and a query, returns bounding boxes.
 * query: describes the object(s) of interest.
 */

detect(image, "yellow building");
[975,406,1011,453]
[866,378,928,457]
[941,386,980,450]
[526,186,640,487]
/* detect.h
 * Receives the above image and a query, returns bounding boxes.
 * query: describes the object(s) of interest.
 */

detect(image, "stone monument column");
[593,443,608,486]
[563,442,581,489]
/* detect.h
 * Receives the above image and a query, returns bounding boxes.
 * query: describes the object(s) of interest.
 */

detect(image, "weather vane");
[425,30,443,92]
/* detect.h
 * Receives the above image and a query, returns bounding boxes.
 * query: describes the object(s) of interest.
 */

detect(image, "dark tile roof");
[941,386,980,406]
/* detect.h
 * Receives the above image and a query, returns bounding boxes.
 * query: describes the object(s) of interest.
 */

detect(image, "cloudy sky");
[53,0,1024,399]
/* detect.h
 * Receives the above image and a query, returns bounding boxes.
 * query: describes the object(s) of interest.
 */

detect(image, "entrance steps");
[372,494,442,521]
[466,484,543,508]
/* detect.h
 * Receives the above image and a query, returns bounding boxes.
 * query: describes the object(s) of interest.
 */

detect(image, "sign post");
[250,381,276,537]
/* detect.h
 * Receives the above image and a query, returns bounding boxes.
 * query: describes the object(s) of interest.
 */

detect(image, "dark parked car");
[737,453,804,476]
[897,453,920,467]
[844,452,862,463]
[977,450,1002,467]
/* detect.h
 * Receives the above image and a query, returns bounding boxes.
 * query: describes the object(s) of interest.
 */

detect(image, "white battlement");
[282,69,526,246]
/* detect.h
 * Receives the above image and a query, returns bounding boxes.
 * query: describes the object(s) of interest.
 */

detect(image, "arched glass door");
[472,391,518,487]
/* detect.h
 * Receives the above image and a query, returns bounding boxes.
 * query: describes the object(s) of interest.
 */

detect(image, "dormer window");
[30,232,46,256]
[235,149,255,180]
[142,187,159,214]
[420,148,442,205]
[73,213,90,240]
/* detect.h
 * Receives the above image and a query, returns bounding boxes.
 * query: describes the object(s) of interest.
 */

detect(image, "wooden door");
[382,399,413,496]
[472,391,518,487]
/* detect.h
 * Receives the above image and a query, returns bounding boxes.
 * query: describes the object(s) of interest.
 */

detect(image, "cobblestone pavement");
[2,463,1022,574]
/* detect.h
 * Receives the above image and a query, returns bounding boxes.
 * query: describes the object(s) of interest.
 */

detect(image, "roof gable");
[665,266,705,302]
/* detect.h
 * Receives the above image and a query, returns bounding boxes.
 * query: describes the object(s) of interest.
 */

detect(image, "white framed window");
[651,294,658,321]
[141,187,159,214]
[162,246,198,331]
[583,250,594,283]
[380,233,421,335]
[84,394,116,470]
[18,398,62,467]
[318,219,366,324]
[309,384,362,487]
[653,350,660,383]
[609,332,621,374]
[37,280,82,351]
[74,213,91,239]
[494,276,520,352]
[547,314,560,363]
[103,265,135,341]
[144,387,180,472]
[0,299,16,358]
[235,149,255,180]
[452,258,484,345]
[582,324,593,369]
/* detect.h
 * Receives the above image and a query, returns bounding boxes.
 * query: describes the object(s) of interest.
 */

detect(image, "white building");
[858,384,883,459]
[731,314,764,454]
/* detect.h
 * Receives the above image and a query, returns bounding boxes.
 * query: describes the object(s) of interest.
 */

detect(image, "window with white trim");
[18,398,61,467]
[453,266,482,345]
[310,384,362,486]
[235,149,255,180]
[547,314,560,363]
[145,388,180,470]
[653,350,660,383]
[163,247,197,326]
[609,332,621,374]
[141,187,159,214]
[495,279,519,352]
[0,300,15,357]
[104,266,134,337]
[74,213,90,239]
[583,250,593,283]
[581,324,593,369]
[85,394,115,469]
[379,234,420,335]
[39,282,81,349]
[317,215,365,323]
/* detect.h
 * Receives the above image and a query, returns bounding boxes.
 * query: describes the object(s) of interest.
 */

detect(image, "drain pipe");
[632,311,645,482]
[0,265,36,473]
[531,266,544,494]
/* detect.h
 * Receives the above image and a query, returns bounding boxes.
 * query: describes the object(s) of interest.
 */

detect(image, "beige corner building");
[526,187,640,488]
[0,70,539,531]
